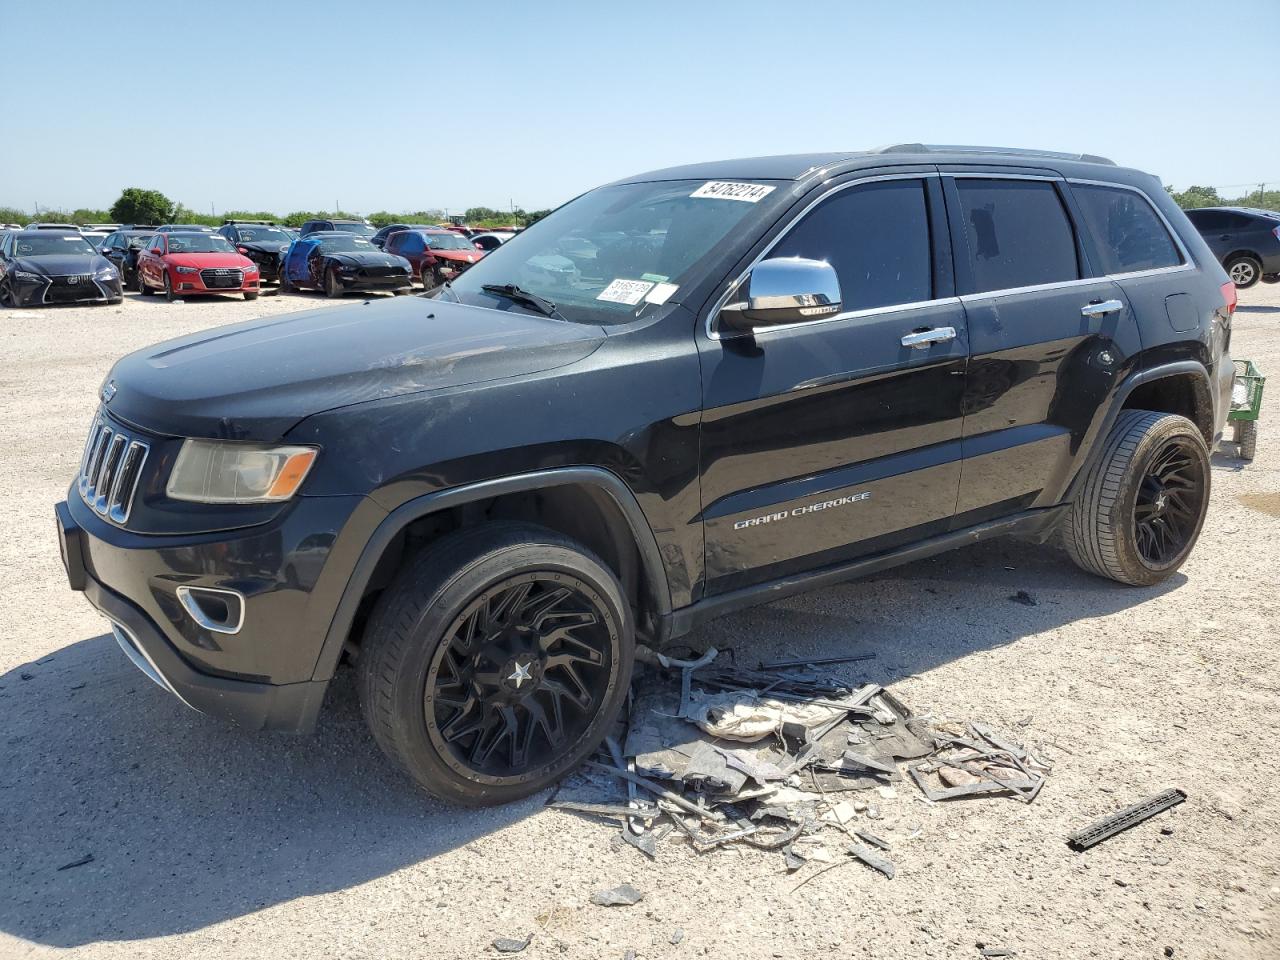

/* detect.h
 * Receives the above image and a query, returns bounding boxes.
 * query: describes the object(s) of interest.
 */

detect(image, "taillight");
[1272,225,1280,242]
[1220,280,1237,315]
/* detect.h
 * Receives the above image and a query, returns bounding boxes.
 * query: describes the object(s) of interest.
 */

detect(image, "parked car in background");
[470,231,516,253]
[0,230,122,306]
[80,229,113,249]
[370,223,434,249]
[279,231,411,297]
[1184,206,1280,288]
[136,231,260,302]
[216,221,294,283]
[298,218,376,239]
[26,222,80,231]
[155,223,216,234]
[99,229,159,290]
[384,228,484,288]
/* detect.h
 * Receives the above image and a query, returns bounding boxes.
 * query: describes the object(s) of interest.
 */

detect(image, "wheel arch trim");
[1062,359,1214,502]
[309,466,672,681]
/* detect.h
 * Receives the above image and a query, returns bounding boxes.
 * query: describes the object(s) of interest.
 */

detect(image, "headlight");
[166,440,318,504]
[96,265,118,279]
[14,270,42,281]
[174,265,198,275]
[242,263,259,273]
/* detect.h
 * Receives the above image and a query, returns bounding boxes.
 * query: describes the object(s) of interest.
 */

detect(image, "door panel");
[699,299,968,594]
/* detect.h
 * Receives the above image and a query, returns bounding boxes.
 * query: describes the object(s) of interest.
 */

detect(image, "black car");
[154,224,215,234]
[370,223,434,249]
[216,221,295,283]
[98,229,158,290]
[56,145,1234,807]
[278,231,412,296]
[298,218,376,239]
[0,230,123,306]
[1184,206,1280,288]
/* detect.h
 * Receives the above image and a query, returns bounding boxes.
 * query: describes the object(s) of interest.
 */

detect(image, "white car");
[470,231,516,253]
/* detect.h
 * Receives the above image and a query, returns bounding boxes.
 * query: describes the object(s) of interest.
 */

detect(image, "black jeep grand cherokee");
[55,145,1235,806]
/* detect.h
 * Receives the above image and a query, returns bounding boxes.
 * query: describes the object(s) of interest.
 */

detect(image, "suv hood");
[103,297,605,440]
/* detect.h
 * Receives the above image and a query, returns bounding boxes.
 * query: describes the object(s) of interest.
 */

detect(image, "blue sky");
[5,0,1276,215]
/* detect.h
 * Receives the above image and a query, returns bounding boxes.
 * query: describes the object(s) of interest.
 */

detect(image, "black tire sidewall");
[1109,415,1211,583]
[367,531,633,805]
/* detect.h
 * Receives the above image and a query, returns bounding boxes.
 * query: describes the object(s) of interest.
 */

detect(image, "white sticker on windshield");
[644,282,678,305]
[63,235,82,240]
[690,181,775,203]
[597,278,654,305]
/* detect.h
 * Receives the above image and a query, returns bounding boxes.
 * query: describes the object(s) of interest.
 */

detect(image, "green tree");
[521,209,552,226]
[1166,185,1221,210]
[0,206,28,224]
[110,187,174,225]
[71,207,111,224]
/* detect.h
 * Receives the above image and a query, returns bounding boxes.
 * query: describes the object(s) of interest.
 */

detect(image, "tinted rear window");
[1072,184,1182,275]
[955,179,1079,294]
[771,179,933,311]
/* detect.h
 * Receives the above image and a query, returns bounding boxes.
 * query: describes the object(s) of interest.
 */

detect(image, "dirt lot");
[1,283,1277,960]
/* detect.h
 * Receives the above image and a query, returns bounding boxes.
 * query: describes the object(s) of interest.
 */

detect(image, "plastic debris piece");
[1009,590,1037,606]
[847,843,896,878]
[1066,789,1187,851]
[56,854,94,871]
[591,884,645,906]
[492,934,531,953]
[855,829,891,851]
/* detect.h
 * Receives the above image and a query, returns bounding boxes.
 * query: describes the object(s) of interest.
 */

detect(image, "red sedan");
[136,232,261,302]
[384,228,484,289]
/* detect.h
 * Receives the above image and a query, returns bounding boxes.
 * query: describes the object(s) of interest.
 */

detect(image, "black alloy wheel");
[425,573,618,784]
[358,523,633,806]
[1132,437,1207,567]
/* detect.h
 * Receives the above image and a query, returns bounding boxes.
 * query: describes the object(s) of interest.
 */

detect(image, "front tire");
[1064,410,1210,586]
[137,270,154,296]
[163,273,177,302]
[358,523,634,806]
[1226,254,1262,289]
[325,267,344,298]
[244,290,259,301]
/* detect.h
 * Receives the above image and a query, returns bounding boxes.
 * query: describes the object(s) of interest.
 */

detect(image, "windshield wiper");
[481,283,562,319]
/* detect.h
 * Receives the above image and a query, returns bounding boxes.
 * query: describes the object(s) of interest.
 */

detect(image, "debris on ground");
[551,645,1053,876]
[1009,590,1037,606]
[491,934,531,953]
[56,854,93,871]
[590,884,644,906]
[1067,788,1187,851]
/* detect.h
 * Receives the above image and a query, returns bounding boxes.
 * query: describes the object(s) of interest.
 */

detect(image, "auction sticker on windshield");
[597,278,654,305]
[690,181,776,203]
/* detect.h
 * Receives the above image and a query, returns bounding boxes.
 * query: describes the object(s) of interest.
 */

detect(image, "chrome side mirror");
[719,257,842,333]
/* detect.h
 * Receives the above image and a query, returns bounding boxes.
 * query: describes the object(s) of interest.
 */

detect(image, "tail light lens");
[1220,280,1237,316]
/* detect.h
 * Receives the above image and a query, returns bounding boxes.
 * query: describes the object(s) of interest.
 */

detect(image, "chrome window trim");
[706,172,944,341]
[958,276,1114,305]
[1065,177,1195,278]
[947,171,1064,182]
[176,585,246,636]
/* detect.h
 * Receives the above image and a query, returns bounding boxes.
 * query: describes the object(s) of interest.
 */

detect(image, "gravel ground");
[1,283,1277,960]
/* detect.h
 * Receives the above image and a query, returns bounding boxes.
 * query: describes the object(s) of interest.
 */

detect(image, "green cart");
[1229,359,1265,460]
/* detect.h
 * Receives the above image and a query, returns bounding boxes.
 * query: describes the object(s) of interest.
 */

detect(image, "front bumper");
[168,268,260,296]
[338,270,412,291]
[11,273,122,306]
[54,491,373,733]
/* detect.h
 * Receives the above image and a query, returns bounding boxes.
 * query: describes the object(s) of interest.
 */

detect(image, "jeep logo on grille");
[100,379,116,403]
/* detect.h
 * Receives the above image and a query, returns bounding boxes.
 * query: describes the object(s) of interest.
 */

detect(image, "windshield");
[167,234,235,253]
[127,234,153,248]
[329,222,375,237]
[15,234,96,256]
[446,179,784,323]
[425,233,474,251]
[236,227,291,243]
[316,236,375,253]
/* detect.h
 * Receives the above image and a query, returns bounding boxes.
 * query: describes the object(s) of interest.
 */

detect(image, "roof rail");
[873,143,1116,166]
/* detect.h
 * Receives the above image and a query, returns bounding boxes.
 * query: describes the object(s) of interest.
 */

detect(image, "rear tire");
[1226,254,1262,289]
[358,522,634,806]
[1262,273,1279,285]
[1235,419,1258,461]
[1064,410,1210,586]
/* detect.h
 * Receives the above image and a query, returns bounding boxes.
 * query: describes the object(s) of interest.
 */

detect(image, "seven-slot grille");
[78,414,150,524]
[200,267,243,289]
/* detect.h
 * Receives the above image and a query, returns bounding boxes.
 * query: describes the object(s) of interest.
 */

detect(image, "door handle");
[1080,299,1124,318]
[1219,234,1231,241]
[900,326,957,349]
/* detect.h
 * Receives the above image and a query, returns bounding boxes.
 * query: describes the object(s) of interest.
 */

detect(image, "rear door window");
[954,179,1079,294]
[770,178,933,312]
[1071,183,1182,275]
